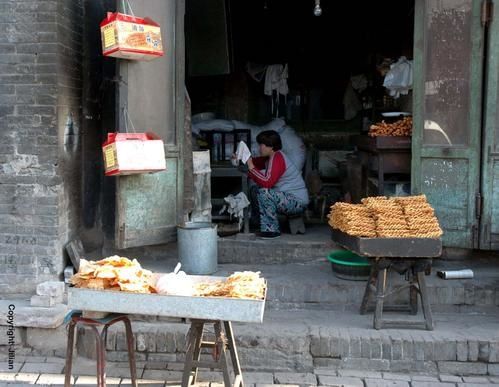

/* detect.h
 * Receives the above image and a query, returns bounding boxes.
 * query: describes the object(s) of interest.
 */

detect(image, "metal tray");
[331,229,442,258]
[68,275,266,323]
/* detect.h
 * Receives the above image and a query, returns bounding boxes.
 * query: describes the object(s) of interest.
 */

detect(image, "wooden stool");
[64,312,138,387]
[182,319,243,387]
[287,214,306,235]
[360,258,434,330]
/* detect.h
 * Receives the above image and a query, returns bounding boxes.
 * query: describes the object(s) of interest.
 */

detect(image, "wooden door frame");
[175,0,186,225]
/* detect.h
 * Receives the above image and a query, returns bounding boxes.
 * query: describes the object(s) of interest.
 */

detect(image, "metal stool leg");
[85,325,105,387]
[101,326,110,387]
[64,320,77,387]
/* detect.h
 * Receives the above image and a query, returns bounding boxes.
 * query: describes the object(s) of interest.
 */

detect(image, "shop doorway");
[185,0,416,233]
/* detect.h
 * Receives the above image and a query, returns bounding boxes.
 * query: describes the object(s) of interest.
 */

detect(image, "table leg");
[361,156,368,197]
[182,321,204,387]
[181,319,245,387]
[242,176,250,233]
[417,272,434,330]
[191,321,205,385]
[214,321,232,387]
[378,155,384,196]
[409,269,418,315]
[360,265,378,315]
[123,318,138,387]
[374,268,387,330]
[223,321,244,387]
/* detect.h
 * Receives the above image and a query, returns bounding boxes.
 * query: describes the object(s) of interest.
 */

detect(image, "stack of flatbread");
[328,194,443,239]
[70,256,155,293]
[195,271,266,300]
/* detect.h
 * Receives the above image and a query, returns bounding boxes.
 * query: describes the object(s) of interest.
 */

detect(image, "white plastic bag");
[192,119,235,135]
[278,125,306,171]
[155,263,195,296]
[383,56,413,98]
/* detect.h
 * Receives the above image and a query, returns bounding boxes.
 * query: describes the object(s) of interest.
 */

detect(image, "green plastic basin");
[327,250,371,281]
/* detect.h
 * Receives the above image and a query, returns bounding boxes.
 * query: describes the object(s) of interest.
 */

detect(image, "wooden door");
[412,0,485,248]
[480,0,499,249]
[115,0,185,249]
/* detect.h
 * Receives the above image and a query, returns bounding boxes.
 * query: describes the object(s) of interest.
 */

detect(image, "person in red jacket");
[245,130,309,239]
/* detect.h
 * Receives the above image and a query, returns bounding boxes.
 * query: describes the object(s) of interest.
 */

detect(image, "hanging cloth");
[264,64,289,117]
[219,192,251,230]
[383,56,413,99]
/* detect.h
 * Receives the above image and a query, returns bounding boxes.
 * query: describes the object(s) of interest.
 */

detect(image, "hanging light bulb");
[313,0,322,16]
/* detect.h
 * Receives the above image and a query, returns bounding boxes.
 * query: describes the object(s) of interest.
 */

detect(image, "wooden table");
[352,135,411,196]
[331,230,442,330]
[182,319,243,387]
[68,278,266,387]
[359,257,434,330]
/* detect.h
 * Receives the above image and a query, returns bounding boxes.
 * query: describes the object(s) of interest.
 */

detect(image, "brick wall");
[56,0,83,277]
[0,0,83,293]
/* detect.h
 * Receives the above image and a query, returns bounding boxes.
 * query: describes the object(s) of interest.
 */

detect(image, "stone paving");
[0,357,499,386]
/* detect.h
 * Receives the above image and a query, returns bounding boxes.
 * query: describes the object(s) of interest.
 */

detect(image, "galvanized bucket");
[177,222,218,275]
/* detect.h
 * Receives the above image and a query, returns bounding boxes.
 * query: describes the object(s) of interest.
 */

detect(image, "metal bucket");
[177,222,218,275]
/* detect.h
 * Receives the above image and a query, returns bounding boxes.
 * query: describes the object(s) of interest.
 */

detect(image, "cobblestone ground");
[1,357,499,387]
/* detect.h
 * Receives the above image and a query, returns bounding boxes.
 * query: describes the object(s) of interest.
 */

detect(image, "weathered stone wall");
[0,0,84,293]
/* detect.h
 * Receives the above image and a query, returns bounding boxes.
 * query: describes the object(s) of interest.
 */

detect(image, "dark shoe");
[259,231,281,240]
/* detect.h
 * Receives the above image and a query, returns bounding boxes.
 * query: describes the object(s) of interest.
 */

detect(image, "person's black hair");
[256,130,282,151]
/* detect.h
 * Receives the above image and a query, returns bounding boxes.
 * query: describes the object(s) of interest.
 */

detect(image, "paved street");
[1,356,499,386]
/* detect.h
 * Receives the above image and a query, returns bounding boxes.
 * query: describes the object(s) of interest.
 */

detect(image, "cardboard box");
[102,132,167,176]
[100,12,164,61]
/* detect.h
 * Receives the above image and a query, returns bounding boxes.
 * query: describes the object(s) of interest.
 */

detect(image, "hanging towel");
[264,64,289,97]
[264,64,289,117]
[246,62,290,117]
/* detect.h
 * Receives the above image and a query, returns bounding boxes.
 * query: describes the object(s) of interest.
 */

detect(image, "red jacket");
[248,151,286,189]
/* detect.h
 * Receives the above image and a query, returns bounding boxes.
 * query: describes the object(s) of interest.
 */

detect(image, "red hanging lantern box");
[100,12,164,61]
[102,132,167,176]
